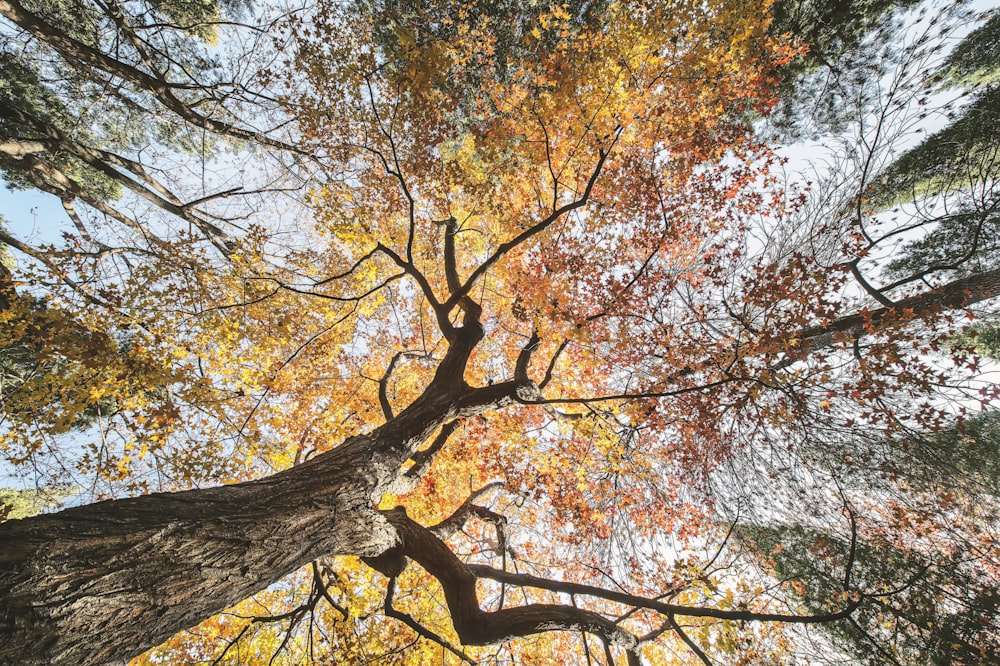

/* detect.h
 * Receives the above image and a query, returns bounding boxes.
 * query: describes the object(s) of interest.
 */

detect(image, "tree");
[743,516,1000,665]
[736,408,1000,664]
[874,8,1000,284]
[766,0,923,137]
[740,3,1000,662]
[1,0,999,664]
[0,0,301,259]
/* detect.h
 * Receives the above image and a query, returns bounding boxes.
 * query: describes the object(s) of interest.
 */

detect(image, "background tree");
[0,0,294,256]
[765,0,923,137]
[743,516,1000,665]
[732,2,1000,662]
[1,0,999,664]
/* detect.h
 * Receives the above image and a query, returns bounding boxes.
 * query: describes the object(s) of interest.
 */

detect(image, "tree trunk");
[0,434,395,665]
[0,319,514,666]
[0,376,454,665]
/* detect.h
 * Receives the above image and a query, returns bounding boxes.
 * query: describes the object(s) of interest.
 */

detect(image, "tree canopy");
[1,0,998,664]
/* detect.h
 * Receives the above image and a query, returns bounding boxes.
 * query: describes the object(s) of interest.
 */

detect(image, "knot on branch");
[515,381,543,403]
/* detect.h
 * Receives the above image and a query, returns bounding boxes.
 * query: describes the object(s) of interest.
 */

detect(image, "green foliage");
[883,207,1000,281]
[0,486,68,521]
[360,0,611,115]
[744,523,1000,664]
[901,411,1000,495]
[770,0,917,73]
[0,0,237,209]
[872,87,1000,210]
[766,0,920,138]
[952,321,1000,360]
[150,0,220,37]
[872,5,1000,209]
[869,9,1000,283]
[21,0,101,46]
[940,10,1000,88]
[20,0,237,44]
[0,51,123,201]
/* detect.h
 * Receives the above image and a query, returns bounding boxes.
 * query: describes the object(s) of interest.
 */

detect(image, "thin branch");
[667,615,713,666]
[448,129,622,309]
[312,562,348,620]
[840,492,859,591]
[0,228,116,309]
[379,351,427,420]
[8,152,169,249]
[523,377,743,406]
[376,243,450,334]
[252,272,405,303]
[383,577,477,664]
[314,245,383,286]
[209,623,252,666]
[703,502,741,575]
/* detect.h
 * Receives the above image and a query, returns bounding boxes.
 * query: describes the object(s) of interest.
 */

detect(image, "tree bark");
[775,265,1000,367]
[0,309,519,666]
[0,434,395,666]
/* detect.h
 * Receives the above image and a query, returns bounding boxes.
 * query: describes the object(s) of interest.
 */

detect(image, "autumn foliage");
[1,0,999,663]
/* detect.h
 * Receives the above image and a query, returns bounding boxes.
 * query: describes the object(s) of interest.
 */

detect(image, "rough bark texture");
[0,436,393,666]
[0,315,514,665]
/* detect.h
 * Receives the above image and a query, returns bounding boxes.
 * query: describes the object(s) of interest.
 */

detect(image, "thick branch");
[515,331,541,383]
[0,100,233,254]
[441,216,462,294]
[786,265,1000,363]
[429,482,506,541]
[404,420,461,479]
[465,565,861,625]
[0,137,47,159]
[376,243,450,334]
[384,577,475,664]
[540,339,569,389]
[380,507,641,662]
